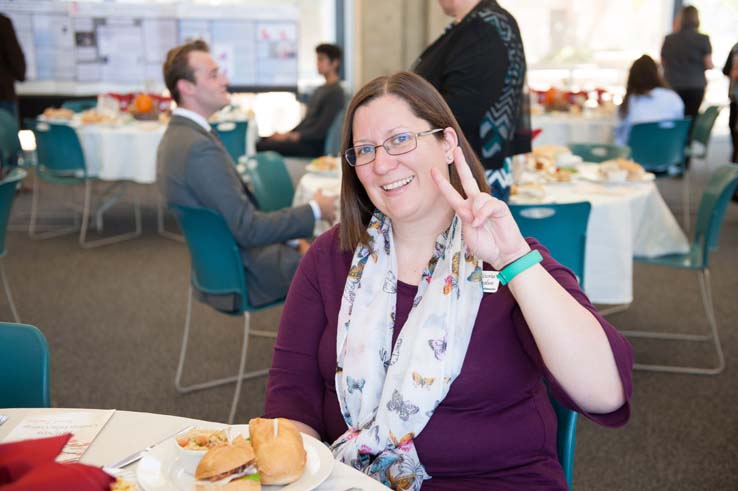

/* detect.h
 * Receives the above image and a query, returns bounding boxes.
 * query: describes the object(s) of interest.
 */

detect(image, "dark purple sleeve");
[262,232,330,435]
[512,239,633,427]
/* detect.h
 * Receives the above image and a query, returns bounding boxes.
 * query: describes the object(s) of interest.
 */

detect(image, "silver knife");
[105,424,196,470]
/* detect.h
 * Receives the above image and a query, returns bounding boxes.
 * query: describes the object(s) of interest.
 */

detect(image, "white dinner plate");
[137,425,334,491]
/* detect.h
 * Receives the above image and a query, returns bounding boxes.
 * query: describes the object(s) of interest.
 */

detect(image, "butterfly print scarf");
[331,211,484,491]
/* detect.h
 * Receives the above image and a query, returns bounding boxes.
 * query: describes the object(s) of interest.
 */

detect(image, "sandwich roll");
[195,436,256,482]
[248,418,306,485]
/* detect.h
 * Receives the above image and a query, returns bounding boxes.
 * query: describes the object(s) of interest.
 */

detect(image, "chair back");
[61,98,98,113]
[689,106,720,156]
[214,121,248,163]
[549,392,578,489]
[0,109,22,164]
[323,107,346,156]
[173,205,250,312]
[243,151,295,211]
[568,143,630,163]
[0,168,26,256]
[509,202,591,286]
[693,164,738,267]
[0,322,50,408]
[27,120,87,176]
[627,119,690,173]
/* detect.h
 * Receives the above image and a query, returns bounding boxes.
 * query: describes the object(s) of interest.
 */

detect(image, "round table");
[511,166,689,304]
[0,408,390,491]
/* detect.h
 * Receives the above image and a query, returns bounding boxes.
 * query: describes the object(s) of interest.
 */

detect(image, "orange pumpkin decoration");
[134,94,154,113]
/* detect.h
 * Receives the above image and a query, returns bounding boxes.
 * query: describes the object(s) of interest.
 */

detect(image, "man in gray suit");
[157,40,336,308]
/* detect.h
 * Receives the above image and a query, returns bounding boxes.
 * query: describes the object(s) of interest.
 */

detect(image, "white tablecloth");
[293,171,342,236]
[531,113,618,147]
[71,118,256,184]
[511,172,689,304]
[0,408,390,491]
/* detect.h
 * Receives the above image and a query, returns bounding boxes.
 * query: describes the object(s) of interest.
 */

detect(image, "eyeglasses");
[345,128,443,167]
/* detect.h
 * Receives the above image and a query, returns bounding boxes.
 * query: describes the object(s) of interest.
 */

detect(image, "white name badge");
[482,271,499,293]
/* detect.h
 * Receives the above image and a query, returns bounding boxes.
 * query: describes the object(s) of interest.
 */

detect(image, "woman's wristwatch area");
[497,250,543,285]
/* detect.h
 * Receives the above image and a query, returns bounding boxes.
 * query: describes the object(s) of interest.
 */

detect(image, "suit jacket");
[157,114,315,307]
[0,14,26,100]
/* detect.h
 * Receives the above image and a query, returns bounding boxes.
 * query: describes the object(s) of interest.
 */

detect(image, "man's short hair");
[316,43,342,67]
[163,40,209,104]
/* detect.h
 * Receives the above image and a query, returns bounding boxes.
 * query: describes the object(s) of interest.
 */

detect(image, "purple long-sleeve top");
[264,226,633,491]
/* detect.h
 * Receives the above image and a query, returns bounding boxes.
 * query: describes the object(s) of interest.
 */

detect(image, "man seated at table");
[157,40,336,308]
[256,43,345,158]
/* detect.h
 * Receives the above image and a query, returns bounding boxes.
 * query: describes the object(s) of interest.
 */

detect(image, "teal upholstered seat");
[214,120,248,163]
[509,202,591,287]
[622,164,738,375]
[0,322,50,408]
[173,205,283,423]
[26,120,141,247]
[242,151,295,212]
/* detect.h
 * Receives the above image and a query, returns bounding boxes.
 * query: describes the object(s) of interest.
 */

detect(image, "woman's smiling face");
[351,94,457,225]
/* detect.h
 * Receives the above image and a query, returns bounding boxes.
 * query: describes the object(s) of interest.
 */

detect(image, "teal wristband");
[497,250,543,286]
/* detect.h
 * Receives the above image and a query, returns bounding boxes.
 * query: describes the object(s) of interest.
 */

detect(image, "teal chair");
[509,202,591,287]
[687,106,721,161]
[173,205,282,424]
[548,390,577,489]
[622,164,738,375]
[27,120,141,247]
[242,151,295,212]
[0,109,22,166]
[568,143,630,163]
[627,119,691,173]
[0,322,50,408]
[61,98,98,113]
[214,120,248,163]
[0,168,25,322]
[628,118,692,230]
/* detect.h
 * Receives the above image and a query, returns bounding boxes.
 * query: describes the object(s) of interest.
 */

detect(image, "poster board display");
[1,1,299,94]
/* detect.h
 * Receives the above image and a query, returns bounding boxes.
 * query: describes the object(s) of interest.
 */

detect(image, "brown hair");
[679,5,700,30]
[338,71,489,251]
[163,40,209,104]
[620,55,667,118]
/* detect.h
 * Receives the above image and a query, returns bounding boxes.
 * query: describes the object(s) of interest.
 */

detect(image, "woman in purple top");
[264,71,633,491]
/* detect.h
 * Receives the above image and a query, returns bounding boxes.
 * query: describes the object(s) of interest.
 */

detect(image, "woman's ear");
[442,127,459,162]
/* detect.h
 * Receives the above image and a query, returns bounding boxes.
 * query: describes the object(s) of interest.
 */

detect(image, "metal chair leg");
[80,181,142,248]
[0,260,20,323]
[623,268,724,375]
[29,172,79,239]
[158,196,184,242]
[174,286,277,423]
[598,303,631,316]
[682,171,691,235]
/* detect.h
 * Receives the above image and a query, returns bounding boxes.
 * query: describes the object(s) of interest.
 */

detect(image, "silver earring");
[446,155,453,163]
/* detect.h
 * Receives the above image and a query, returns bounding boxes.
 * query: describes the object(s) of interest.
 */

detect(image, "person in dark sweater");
[0,14,26,122]
[263,72,632,491]
[661,5,713,126]
[412,0,531,202]
[256,43,345,158]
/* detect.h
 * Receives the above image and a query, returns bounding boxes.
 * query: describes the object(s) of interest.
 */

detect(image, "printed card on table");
[2,409,116,462]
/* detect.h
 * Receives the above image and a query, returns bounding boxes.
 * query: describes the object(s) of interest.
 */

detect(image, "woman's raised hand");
[431,146,530,269]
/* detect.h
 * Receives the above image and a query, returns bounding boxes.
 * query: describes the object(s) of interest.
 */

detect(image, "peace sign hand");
[431,146,531,269]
